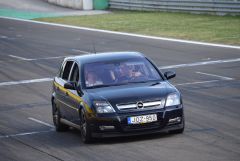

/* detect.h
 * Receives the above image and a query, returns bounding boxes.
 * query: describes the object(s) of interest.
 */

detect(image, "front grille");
[116,99,165,111]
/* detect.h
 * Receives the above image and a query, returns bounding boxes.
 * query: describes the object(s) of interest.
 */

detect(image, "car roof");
[65,51,145,64]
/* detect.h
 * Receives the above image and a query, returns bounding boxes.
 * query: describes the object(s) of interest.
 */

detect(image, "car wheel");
[52,101,68,132]
[80,109,92,143]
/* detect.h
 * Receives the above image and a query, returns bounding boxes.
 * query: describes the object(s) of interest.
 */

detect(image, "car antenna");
[92,41,96,54]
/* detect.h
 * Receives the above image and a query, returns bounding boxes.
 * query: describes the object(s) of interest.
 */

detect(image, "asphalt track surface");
[0,17,240,161]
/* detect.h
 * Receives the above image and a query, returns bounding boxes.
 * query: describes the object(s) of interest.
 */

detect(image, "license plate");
[128,114,157,124]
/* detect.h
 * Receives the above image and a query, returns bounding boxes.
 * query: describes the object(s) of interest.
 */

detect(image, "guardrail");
[109,0,240,15]
[47,0,83,9]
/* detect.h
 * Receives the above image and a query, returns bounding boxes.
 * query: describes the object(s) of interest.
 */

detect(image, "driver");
[117,64,145,83]
[85,71,103,87]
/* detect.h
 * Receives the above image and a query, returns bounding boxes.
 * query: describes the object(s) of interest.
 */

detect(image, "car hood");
[87,81,177,106]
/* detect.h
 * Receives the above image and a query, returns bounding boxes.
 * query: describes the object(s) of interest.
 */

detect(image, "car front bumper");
[88,105,184,138]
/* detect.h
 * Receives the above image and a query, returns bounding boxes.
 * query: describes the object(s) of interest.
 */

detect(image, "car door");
[67,62,82,124]
[54,60,74,119]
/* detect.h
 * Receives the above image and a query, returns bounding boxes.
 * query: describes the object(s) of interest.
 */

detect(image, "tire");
[52,101,69,132]
[80,109,92,143]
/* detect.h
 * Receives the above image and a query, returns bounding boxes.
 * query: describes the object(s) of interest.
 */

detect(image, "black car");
[52,52,184,143]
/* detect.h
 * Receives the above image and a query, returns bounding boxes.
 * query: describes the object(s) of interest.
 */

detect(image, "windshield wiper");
[87,83,128,89]
[87,80,160,89]
[87,84,112,89]
[151,82,161,86]
[127,81,148,84]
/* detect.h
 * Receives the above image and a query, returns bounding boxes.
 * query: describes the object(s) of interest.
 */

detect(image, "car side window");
[70,63,79,82]
[61,61,74,80]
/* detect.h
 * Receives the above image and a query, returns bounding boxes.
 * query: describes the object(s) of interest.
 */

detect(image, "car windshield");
[83,58,162,89]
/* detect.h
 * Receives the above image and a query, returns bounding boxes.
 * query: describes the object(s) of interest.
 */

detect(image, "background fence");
[109,0,240,15]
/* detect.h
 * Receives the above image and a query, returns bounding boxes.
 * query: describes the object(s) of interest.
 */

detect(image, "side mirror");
[64,82,76,90]
[164,71,176,80]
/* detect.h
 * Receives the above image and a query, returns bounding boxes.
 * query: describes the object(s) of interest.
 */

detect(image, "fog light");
[99,126,115,131]
[168,117,181,124]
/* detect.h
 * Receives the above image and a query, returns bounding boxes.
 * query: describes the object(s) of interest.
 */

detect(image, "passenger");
[85,71,103,87]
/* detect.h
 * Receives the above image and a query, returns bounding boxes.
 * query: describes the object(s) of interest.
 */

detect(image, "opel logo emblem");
[136,102,144,109]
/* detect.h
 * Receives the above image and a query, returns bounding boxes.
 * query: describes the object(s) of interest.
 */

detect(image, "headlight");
[94,101,115,113]
[165,93,180,107]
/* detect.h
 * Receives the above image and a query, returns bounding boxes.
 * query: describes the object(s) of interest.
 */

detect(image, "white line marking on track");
[6,50,90,62]
[1,16,240,49]
[33,56,66,60]
[9,55,33,61]
[0,57,238,87]
[0,77,234,87]
[5,54,240,71]
[0,35,8,39]
[175,80,220,86]
[0,56,238,87]
[72,49,91,54]
[196,72,234,80]
[202,58,211,61]
[28,117,54,128]
[0,130,53,139]
[0,78,53,86]
[159,58,240,69]
[9,55,65,61]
